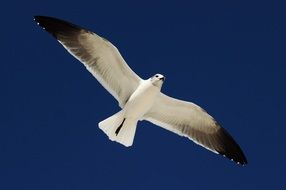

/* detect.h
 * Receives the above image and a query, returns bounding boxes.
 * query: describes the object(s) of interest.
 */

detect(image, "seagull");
[34,16,247,165]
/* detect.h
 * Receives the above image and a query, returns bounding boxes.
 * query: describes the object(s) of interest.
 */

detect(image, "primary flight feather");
[34,16,247,165]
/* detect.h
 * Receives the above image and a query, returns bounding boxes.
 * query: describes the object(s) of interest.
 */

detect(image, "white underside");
[99,80,160,147]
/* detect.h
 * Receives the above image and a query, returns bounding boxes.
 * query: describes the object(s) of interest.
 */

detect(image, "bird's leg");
[115,118,126,136]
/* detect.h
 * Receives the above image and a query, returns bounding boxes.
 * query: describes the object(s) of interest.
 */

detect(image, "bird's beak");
[160,76,165,81]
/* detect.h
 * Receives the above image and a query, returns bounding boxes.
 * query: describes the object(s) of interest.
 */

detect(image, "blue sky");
[1,0,285,189]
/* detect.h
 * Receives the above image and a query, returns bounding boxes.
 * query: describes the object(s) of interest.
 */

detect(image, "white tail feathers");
[99,111,138,147]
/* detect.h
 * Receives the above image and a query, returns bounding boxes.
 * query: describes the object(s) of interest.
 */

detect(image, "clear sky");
[1,0,285,189]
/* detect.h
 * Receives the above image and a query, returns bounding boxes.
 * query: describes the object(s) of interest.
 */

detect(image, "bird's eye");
[155,75,158,78]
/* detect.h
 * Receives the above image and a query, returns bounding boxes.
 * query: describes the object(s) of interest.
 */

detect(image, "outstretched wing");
[34,16,142,107]
[144,93,247,165]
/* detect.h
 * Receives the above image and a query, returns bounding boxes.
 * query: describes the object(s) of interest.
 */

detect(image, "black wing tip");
[216,127,248,166]
[34,15,82,38]
[219,151,248,166]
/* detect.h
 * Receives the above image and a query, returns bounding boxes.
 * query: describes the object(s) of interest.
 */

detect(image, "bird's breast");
[123,81,160,119]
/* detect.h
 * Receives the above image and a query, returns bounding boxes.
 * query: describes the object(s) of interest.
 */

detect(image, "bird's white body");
[124,79,160,120]
[99,78,163,147]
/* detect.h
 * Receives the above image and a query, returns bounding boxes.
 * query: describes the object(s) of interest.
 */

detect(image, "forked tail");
[99,111,138,147]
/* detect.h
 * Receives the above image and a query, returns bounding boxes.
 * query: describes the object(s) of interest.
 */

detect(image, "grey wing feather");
[144,93,247,165]
[34,16,141,107]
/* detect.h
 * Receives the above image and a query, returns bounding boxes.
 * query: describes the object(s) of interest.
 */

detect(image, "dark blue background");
[1,0,285,189]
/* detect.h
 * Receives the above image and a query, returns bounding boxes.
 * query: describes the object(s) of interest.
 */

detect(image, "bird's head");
[150,74,165,88]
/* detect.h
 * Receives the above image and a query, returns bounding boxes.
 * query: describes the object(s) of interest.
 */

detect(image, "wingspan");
[34,16,142,107]
[144,93,247,165]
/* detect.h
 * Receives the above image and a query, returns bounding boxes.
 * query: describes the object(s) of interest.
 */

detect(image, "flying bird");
[34,16,247,165]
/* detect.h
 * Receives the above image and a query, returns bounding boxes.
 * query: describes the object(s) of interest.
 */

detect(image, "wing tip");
[34,15,82,38]
[216,127,248,166]
[219,151,248,166]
